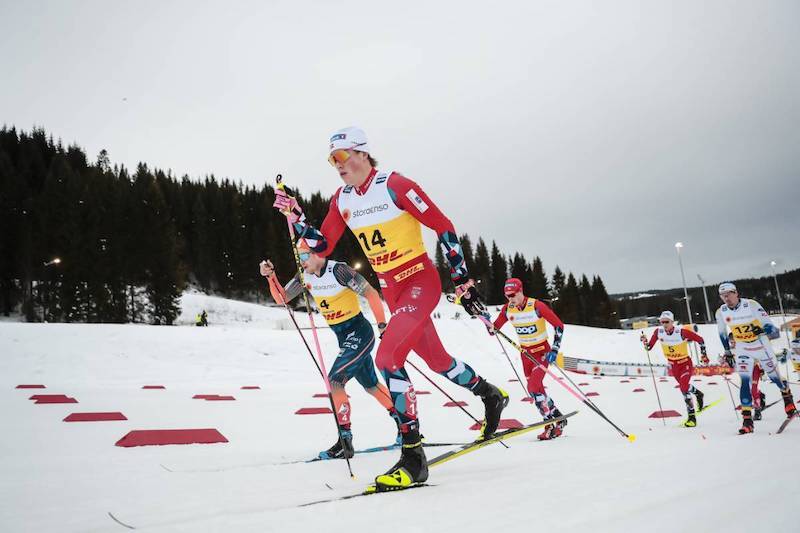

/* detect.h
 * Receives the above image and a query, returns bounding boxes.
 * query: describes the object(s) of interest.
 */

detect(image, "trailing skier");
[260,242,399,459]
[715,282,796,434]
[641,311,707,427]
[492,277,568,440]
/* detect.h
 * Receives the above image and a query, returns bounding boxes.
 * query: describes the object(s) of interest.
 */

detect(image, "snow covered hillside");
[1,293,798,532]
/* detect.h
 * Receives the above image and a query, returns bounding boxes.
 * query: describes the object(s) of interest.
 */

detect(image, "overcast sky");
[2,0,798,293]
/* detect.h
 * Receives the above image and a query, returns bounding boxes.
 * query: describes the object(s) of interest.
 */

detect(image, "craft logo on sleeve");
[405,189,429,213]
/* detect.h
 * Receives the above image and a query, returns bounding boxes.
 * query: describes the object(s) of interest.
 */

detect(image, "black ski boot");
[551,408,568,429]
[375,428,428,490]
[754,392,766,420]
[782,388,797,417]
[694,389,705,412]
[473,378,509,439]
[738,409,754,435]
[319,428,354,459]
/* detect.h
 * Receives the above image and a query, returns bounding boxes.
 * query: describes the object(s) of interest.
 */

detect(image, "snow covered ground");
[1,293,798,532]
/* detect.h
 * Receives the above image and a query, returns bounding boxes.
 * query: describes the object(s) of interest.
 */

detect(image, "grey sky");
[2,0,798,293]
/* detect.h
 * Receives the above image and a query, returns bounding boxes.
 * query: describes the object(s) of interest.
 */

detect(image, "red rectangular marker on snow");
[29,394,70,401]
[142,385,166,389]
[115,428,228,447]
[16,384,46,389]
[469,418,523,431]
[36,397,78,404]
[206,396,235,401]
[241,386,261,390]
[649,410,681,418]
[443,401,468,407]
[64,412,127,422]
[295,407,333,415]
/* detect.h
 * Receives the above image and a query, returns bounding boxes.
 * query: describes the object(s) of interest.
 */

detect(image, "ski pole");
[722,373,740,421]
[640,331,666,427]
[273,175,354,478]
[407,359,509,448]
[494,334,530,399]
[480,316,636,442]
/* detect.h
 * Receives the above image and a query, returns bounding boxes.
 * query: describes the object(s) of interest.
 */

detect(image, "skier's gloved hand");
[763,323,780,340]
[724,351,735,368]
[546,349,558,364]
[699,342,709,364]
[259,260,275,278]
[273,189,305,224]
[750,324,765,337]
[377,322,387,339]
[455,280,487,318]
[639,333,648,347]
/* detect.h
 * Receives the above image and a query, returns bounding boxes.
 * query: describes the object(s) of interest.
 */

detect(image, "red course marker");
[142,385,166,389]
[295,407,333,415]
[649,410,681,418]
[16,384,45,389]
[64,412,127,422]
[116,428,228,447]
[469,418,523,430]
[443,401,468,407]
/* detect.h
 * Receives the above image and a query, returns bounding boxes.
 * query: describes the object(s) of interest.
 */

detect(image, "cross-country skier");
[715,282,796,434]
[641,311,707,427]
[492,277,567,440]
[260,243,399,459]
[273,126,508,491]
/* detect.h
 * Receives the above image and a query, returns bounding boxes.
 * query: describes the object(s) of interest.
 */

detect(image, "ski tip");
[627,433,637,443]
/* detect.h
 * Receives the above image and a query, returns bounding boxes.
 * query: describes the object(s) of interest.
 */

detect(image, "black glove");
[750,324,765,337]
[724,352,735,368]
[700,344,707,357]
[455,281,487,318]
[377,322,387,339]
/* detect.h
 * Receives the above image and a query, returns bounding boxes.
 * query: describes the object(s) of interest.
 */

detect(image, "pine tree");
[558,273,581,324]
[488,241,507,305]
[529,256,549,300]
[551,266,565,301]
[591,275,615,328]
[577,274,591,326]
[509,252,528,290]
[472,238,491,299]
